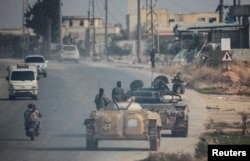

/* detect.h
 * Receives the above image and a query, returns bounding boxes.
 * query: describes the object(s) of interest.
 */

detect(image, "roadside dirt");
[201,93,250,126]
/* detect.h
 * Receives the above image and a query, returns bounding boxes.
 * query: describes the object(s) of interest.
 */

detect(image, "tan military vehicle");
[140,103,189,137]
[128,76,189,137]
[84,99,162,151]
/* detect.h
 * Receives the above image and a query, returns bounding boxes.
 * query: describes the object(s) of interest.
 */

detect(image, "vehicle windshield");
[25,57,45,63]
[11,71,35,81]
[63,46,76,51]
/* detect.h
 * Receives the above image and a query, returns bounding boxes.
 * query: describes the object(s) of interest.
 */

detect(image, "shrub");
[140,152,193,161]
[195,139,208,159]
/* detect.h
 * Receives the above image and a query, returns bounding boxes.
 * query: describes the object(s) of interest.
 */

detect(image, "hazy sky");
[0,0,249,28]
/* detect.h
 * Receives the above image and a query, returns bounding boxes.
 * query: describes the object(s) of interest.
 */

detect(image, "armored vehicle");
[128,75,189,137]
[140,103,188,137]
[84,99,162,151]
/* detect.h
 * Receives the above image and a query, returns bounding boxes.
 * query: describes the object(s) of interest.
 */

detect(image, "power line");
[168,0,193,13]
[109,0,126,17]
[196,0,217,8]
[95,0,104,17]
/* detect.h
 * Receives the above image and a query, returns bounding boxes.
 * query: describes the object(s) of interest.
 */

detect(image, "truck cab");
[6,64,39,100]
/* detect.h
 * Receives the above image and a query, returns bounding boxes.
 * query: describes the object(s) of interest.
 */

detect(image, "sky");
[0,0,249,28]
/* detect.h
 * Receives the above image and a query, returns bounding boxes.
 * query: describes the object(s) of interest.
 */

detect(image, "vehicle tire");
[30,134,35,141]
[32,96,38,100]
[149,135,160,151]
[172,120,188,137]
[176,86,182,94]
[180,87,185,94]
[9,95,15,100]
[172,84,177,93]
[86,134,97,150]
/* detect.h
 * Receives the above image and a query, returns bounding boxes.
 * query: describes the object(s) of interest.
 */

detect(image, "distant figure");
[94,88,110,110]
[23,103,42,134]
[112,81,127,102]
[172,72,183,83]
[150,48,157,68]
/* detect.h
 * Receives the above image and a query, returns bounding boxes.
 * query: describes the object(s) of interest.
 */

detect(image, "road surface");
[0,59,207,161]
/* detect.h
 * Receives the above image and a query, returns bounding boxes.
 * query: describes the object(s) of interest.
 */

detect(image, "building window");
[169,19,175,24]
[80,20,84,26]
[198,18,205,22]
[209,17,217,23]
[69,19,73,27]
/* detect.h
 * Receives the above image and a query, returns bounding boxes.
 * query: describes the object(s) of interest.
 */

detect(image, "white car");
[59,45,80,63]
[25,55,48,77]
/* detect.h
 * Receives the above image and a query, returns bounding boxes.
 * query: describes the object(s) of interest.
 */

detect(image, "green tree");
[25,0,60,55]
[108,42,130,56]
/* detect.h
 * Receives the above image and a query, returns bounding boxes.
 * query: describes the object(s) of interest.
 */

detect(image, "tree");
[25,0,60,55]
[107,42,130,56]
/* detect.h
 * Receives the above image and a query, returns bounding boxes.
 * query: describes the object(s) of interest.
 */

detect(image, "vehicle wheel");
[9,95,15,100]
[30,134,35,141]
[172,84,177,93]
[176,87,182,94]
[180,87,185,94]
[86,134,97,150]
[172,120,188,137]
[32,96,38,100]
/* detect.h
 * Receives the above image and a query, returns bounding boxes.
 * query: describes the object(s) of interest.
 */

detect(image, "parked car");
[92,53,101,62]
[24,55,48,77]
[58,45,80,63]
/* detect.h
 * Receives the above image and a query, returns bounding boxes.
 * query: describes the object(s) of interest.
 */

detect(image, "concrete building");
[61,16,120,56]
[127,6,220,40]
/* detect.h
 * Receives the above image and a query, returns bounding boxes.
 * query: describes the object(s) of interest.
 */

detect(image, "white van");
[6,64,39,100]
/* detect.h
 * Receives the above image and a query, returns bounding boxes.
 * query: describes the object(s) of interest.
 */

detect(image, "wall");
[231,49,250,61]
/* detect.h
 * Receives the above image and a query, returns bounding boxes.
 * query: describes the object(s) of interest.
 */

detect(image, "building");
[0,27,37,57]
[62,16,120,56]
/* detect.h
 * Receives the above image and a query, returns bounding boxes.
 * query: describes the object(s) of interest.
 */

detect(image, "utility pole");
[219,0,224,22]
[145,0,158,53]
[88,0,91,56]
[137,0,142,63]
[22,0,29,58]
[59,0,62,47]
[88,0,96,56]
[91,0,96,56]
[105,0,108,59]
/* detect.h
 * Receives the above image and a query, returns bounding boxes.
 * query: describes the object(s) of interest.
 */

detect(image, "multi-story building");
[62,16,120,56]
[127,5,219,40]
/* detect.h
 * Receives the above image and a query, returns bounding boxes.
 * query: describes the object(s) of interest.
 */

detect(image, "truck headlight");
[9,84,14,90]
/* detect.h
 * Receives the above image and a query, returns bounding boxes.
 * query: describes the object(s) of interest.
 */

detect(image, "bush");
[195,139,208,159]
[140,152,193,161]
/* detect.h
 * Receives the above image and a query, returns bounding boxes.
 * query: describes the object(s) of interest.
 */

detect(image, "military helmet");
[28,103,35,109]
[99,88,104,94]
[117,81,121,87]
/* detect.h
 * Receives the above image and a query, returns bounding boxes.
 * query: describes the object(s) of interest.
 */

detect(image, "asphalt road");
[0,59,207,161]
